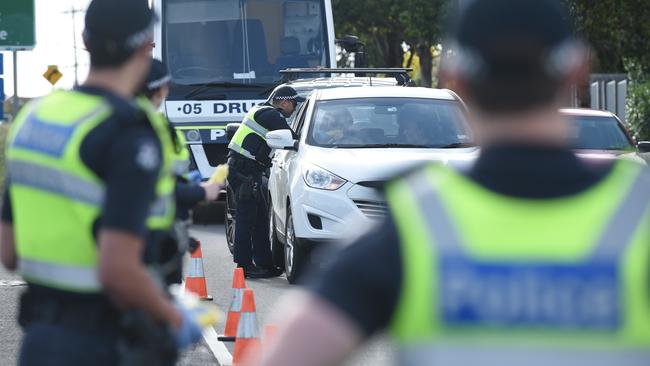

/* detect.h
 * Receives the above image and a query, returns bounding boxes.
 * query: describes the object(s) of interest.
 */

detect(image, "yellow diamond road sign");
[43,65,63,86]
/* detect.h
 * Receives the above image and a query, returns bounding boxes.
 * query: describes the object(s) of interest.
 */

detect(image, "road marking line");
[203,327,233,366]
[180,281,234,365]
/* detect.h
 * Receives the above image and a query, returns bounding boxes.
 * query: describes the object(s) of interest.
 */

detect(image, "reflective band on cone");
[233,288,260,365]
[225,267,246,337]
[184,241,213,301]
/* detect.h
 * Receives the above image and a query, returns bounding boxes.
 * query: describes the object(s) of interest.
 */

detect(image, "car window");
[306,97,473,148]
[294,100,311,136]
[288,101,307,130]
[570,116,633,150]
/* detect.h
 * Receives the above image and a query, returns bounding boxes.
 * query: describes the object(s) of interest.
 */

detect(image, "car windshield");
[307,98,474,148]
[571,116,633,150]
[164,0,330,85]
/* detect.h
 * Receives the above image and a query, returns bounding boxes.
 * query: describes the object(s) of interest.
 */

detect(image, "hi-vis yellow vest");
[228,105,274,160]
[386,162,650,365]
[6,91,173,292]
[136,97,176,230]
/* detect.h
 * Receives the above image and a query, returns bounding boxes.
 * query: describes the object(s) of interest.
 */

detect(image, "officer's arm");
[0,184,17,271]
[264,109,297,137]
[98,230,181,328]
[94,129,181,329]
[252,291,362,366]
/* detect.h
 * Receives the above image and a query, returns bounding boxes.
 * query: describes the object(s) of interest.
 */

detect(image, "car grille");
[354,200,389,220]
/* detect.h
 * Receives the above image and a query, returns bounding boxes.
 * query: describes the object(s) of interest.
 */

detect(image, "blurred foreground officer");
[140,58,222,284]
[228,86,303,278]
[256,1,650,365]
[0,1,201,365]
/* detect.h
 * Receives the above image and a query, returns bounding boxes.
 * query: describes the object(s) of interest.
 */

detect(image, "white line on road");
[180,281,234,365]
[203,327,233,366]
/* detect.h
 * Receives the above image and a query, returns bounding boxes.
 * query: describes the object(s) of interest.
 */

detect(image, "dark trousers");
[19,323,119,366]
[228,158,273,268]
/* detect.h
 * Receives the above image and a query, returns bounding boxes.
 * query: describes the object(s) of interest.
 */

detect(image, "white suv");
[266,86,478,282]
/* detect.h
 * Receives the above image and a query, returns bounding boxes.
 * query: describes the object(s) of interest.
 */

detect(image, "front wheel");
[225,184,236,255]
[284,206,309,284]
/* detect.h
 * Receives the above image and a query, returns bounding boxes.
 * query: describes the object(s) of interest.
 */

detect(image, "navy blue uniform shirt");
[310,145,615,335]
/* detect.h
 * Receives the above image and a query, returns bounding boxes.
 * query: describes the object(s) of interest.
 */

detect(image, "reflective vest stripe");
[242,117,269,137]
[228,105,275,161]
[405,168,650,259]
[404,172,463,256]
[12,104,110,158]
[149,194,174,217]
[19,258,100,291]
[9,160,104,206]
[397,344,650,366]
[227,141,257,160]
[591,170,650,258]
[173,160,190,176]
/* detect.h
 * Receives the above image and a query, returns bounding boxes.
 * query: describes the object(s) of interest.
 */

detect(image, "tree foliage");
[625,60,650,140]
[332,0,649,134]
[332,0,449,86]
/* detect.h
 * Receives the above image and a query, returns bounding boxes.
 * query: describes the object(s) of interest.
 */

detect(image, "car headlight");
[302,164,347,190]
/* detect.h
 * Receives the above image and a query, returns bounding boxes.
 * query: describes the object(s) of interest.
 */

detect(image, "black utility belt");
[228,155,266,172]
[19,290,120,331]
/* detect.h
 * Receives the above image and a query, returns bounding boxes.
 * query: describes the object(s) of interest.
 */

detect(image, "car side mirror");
[638,141,650,153]
[226,123,241,142]
[266,129,297,151]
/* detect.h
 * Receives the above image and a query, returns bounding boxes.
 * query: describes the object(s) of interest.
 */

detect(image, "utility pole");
[12,51,18,120]
[63,6,83,86]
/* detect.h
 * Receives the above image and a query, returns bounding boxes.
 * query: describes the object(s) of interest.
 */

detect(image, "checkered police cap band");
[273,95,298,100]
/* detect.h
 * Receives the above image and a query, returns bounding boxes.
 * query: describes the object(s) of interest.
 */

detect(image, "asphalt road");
[0,223,394,365]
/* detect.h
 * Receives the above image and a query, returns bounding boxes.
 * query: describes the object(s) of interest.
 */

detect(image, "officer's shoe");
[239,264,282,279]
[264,266,284,277]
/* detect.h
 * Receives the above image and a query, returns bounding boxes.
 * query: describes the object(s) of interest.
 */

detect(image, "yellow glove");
[191,304,221,328]
[173,288,222,328]
[209,164,229,184]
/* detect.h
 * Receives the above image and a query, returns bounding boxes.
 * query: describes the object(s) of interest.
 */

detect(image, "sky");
[1,0,91,98]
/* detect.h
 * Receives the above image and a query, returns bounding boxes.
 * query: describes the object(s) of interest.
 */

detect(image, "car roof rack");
[279,68,413,86]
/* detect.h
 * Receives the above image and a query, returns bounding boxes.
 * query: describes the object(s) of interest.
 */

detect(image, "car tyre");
[284,206,308,284]
[225,184,236,255]
[268,196,285,270]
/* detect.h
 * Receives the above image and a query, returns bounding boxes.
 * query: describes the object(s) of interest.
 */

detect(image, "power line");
[63,6,84,86]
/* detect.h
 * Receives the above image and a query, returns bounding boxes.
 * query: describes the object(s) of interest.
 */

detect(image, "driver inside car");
[315,109,359,144]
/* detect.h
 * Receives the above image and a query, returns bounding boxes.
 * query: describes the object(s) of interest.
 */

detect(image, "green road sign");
[0,1,36,50]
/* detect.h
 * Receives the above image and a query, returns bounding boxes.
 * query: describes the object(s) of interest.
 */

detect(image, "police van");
[152,0,337,179]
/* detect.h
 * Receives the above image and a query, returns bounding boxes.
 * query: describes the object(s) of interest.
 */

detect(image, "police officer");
[228,86,304,278]
[0,1,202,365]
[256,1,650,365]
[140,58,222,284]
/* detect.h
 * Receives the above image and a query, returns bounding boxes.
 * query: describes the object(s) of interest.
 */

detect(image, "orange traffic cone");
[263,324,277,342]
[224,267,246,337]
[184,241,213,301]
[261,324,278,356]
[233,288,260,365]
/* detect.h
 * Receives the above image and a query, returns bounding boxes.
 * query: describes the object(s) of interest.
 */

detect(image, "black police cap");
[84,0,157,53]
[449,0,578,80]
[143,59,171,92]
[270,86,306,103]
